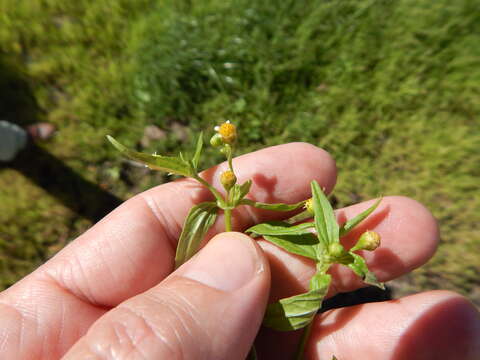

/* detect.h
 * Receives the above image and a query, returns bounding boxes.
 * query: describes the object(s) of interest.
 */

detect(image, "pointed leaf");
[340,198,382,237]
[263,274,330,331]
[240,199,305,211]
[174,202,218,269]
[262,233,318,260]
[311,181,339,247]
[107,135,191,176]
[247,221,314,236]
[192,132,203,171]
[347,253,385,289]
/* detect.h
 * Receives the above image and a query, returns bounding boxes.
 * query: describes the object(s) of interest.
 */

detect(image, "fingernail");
[179,232,263,292]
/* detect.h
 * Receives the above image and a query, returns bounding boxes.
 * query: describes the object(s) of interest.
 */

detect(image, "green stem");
[224,208,232,231]
[285,210,312,224]
[247,344,258,360]
[193,174,225,205]
[295,321,314,360]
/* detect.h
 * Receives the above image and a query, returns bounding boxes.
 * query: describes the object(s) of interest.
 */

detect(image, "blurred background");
[0,0,478,306]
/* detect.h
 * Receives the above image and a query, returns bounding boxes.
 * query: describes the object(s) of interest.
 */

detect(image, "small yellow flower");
[351,230,381,252]
[220,170,237,191]
[304,198,314,215]
[215,120,237,144]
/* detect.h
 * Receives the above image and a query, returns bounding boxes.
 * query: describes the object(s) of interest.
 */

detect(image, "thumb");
[64,232,270,360]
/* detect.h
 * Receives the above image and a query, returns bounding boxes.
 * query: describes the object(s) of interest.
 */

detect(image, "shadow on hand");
[0,55,122,223]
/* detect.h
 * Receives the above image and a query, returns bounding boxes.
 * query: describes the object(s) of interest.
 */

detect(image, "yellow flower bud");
[304,198,314,215]
[351,230,381,252]
[210,133,223,147]
[217,121,237,144]
[328,243,345,258]
[220,170,237,191]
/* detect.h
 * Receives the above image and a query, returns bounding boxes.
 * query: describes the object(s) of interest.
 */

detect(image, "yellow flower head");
[304,198,314,215]
[351,230,381,252]
[220,170,237,191]
[215,120,237,144]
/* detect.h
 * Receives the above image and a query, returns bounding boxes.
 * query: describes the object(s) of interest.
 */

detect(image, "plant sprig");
[108,123,384,360]
[247,181,382,359]
[107,121,305,270]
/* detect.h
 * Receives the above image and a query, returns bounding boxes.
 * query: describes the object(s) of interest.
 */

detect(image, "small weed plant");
[108,123,383,360]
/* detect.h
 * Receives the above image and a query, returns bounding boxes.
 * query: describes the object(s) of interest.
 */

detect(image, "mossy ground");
[1,0,479,305]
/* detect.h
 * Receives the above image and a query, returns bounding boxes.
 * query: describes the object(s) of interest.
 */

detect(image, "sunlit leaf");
[107,135,192,176]
[339,198,382,237]
[247,221,314,236]
[311,181,339,248]
[347,253,385,289]
[262,233,318,260]
[192,132,203,171]
[263,273,331,331]
[174,202,218,269]
[240,199,305,211]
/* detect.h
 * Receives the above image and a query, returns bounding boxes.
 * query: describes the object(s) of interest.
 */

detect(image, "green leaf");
[347,253,385,290]
[246,345,257,360]
[263,273,331,331]
[240,199,305,211]
[262,233,319,260]
[230,180,253,207]
[192,132,203,171]
[311,181,339,248]
[339,198,382,237]
[247,221,314,236]
[107,135,192,177]
[174,202,218,269]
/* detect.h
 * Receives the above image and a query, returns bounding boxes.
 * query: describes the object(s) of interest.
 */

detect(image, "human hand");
[1,143,478,359]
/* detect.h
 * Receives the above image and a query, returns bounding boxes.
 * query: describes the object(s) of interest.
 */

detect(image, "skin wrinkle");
[98,234,124,292]
[43,247,99,307]
[0,302,23,353]
[140,193,180,251]
[57,299,67,358]
[146,288,201,359]
[111,307,160,359]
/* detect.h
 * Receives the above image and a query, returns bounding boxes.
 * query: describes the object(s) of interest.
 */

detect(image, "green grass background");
[1,0,479,305]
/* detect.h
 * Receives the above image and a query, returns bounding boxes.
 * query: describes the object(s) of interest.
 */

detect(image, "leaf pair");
[247,181,383,331]
[174,202,218,269]
[263,273,331,331]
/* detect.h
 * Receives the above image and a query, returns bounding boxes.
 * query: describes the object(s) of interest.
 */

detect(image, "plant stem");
[224,208,232,231]
[295,321,314,360]
[285,209,311,224]
[193,174,225,204]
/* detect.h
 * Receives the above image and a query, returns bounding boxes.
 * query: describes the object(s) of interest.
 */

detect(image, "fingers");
[37,142,336,307]
[260,196,439,301]
[63,233,270,360]
[0,142,335,359]
[307,291,480,360]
